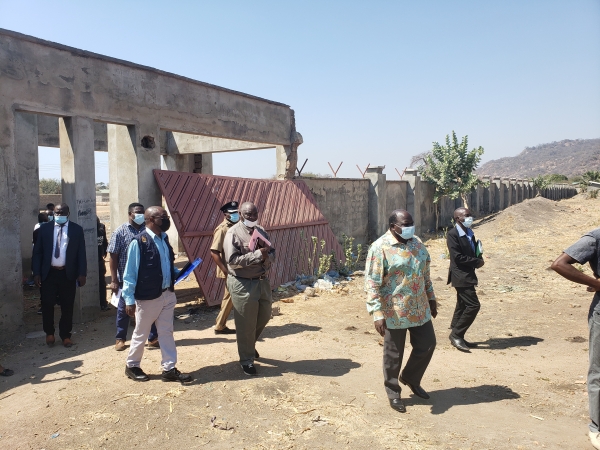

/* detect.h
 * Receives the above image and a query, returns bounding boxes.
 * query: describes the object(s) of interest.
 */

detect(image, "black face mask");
[158,217,171,232]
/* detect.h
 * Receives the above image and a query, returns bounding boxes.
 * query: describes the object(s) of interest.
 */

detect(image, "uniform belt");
[234,275,266,281]
[51,266,65,270]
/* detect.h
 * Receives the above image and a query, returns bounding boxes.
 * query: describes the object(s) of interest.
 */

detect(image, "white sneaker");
[589,431,600,449]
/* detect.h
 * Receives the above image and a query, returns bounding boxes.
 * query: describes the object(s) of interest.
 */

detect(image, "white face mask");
[463,217,474,228]
[393,224,415,240]
[243,219,258,228]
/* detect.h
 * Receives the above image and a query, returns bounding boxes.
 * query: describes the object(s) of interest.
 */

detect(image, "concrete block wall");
[303,172,577,246]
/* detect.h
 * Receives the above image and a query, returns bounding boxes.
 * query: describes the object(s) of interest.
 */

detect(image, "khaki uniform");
[211,219,234,330]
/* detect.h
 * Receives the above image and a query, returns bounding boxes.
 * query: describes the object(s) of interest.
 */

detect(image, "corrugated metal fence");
[153,170,344,305]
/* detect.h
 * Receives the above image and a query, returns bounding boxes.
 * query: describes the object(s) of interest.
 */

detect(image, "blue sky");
[1,0,599,182]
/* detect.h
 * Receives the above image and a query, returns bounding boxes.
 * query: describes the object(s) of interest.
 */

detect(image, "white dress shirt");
[51,220,70,267]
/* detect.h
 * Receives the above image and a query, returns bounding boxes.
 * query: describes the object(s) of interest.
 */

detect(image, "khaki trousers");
[227,276,272,365]
[214,283,233,330]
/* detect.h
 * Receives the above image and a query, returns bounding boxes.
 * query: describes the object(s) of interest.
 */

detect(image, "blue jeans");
[116,295,157,342]
[588,309,600,433]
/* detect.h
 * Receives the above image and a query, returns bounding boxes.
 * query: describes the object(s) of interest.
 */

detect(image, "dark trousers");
[383,320,436,399]
[115,295,157,342]
[450,286,480,339]
[98,259,107,308]
[41,268,76,340]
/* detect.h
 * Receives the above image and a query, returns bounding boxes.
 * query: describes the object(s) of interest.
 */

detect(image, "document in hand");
[175,257,202,285]
[110,289,122,308]
[249,228,272,251]
[475,240,483,257]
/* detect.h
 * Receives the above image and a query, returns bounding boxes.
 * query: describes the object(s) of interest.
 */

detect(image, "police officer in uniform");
[211,201,239,334]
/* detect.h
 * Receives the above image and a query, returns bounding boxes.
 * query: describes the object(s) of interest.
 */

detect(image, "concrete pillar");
[0,105,24,333]
[476,184,484,214]
[365,166,387,241]
[15,112,39,276]
[107,123,162,232]
[501,178,510,208]
[59,116,99,323]
[404,168,419,232]
[276,145,296,179]
[492,177,502,212]
[194,154,213,174]
[487,176,495,213]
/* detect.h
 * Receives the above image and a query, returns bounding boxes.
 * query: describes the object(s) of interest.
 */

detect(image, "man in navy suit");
[446,207,484,353]
[33,203,87,347]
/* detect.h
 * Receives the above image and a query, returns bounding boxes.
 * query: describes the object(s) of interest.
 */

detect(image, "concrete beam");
[16,112,40,277]
[38,114,108,150]
[165,132,274,154]
[59,116,99,323]
[1,29,297,146]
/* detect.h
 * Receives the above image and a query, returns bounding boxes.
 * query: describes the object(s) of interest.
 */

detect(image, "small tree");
[39,178,61,194]
[418,131,484,230]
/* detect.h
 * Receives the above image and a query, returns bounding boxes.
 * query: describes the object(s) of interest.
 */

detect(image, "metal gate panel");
[153,170,344,305]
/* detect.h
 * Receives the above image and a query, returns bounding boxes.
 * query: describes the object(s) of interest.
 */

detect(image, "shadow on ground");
[191,357,360,383]
[472,336,544,350]
[404,384,521,414]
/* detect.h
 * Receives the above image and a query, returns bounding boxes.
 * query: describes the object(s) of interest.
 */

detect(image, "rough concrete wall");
[419,180,437,232]
[302,178,370,246]
[39,194,62,209]
[385,181,408,216]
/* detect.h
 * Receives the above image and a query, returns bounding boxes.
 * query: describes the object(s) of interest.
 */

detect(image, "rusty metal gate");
[153,170,344,305]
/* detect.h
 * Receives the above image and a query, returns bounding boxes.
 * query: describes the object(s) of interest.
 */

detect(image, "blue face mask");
[55,215,68,225]
[463,217,474,228]
[229,212,240,223]
[47,215,54,222]
[394,224,415,240]
[133,213,145,225]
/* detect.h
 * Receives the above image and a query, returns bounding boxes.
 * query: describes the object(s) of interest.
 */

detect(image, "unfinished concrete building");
[0,29,302,332]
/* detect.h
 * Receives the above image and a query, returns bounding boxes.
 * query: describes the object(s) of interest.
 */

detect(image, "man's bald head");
[389,209,413,227]
[145,206,165,220]
[240,202,259,225]
[453,207,471,221]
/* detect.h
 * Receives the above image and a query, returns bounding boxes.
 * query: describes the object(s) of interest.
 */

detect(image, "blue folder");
[174,257,202,285]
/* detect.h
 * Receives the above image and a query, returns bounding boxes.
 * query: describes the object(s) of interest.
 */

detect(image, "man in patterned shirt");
[108,203,158,351]
[365,209,437,413]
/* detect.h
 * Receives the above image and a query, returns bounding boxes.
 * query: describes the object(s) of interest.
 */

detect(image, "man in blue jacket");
[122,206,191,382]
[32,203,87,348]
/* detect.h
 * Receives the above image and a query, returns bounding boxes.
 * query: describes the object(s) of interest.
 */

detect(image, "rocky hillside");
[477,138,600,178]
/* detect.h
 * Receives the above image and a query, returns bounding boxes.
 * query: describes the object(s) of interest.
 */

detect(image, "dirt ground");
[1,195,598,449]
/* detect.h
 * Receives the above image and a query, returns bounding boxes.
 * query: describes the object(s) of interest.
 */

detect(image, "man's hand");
[109,280,120,294]
[34,275,41,288]
[429,300,438,318]
[586,280,600,292]
[259,247,269,260]
[126,304,136,317]
[476,258,485,268]
[77,276,87,287]
[374,319,387,337]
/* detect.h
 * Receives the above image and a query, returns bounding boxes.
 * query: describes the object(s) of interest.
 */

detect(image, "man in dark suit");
[33,203,87,348]
[446,207,484,353]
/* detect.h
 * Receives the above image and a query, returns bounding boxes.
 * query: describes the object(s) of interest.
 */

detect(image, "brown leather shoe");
[147,338,160,348]
[46,335,55,346]
[62,337,73,348]
[115,339,126,351]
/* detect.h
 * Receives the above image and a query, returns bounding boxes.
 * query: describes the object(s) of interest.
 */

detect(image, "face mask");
[394,224,414,240]
[47,215,54,222]
[55,215,68,225]
[158,217,171,232]
[243,219,258,228]
[229,213,240,223]
[463,217,474,228]
[133,214,145,225]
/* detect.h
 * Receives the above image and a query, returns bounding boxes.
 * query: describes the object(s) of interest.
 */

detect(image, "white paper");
[110,289,122,308]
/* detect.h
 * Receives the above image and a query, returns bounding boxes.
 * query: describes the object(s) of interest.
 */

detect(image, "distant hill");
[477,138,600,178]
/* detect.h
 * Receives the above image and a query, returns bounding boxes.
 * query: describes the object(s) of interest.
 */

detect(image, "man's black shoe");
[241,363,257,376]
[125,366,149,382]
[399,374,430,399]
[463,339,478,348]
[214,326,236,335]
[449,335,471,353]
[255,349,260,359]
[389,398,406,413]
[162,368,192,382]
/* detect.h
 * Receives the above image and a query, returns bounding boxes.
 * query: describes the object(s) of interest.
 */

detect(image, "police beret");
[219,201,239,213]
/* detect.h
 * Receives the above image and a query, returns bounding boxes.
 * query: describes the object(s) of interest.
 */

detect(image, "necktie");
[54,224,65,259]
